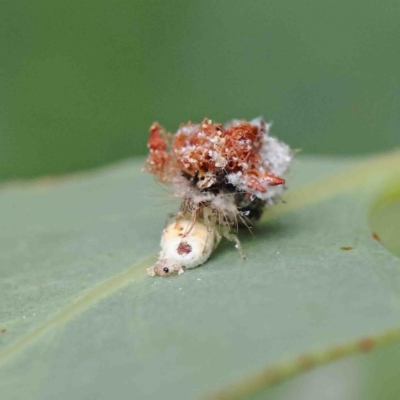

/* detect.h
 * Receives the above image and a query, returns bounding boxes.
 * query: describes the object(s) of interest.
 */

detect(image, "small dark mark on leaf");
[341,246,353,251]
[1,329,6,334]
[372,232,381,242]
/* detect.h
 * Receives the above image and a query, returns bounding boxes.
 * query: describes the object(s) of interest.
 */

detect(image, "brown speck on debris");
[341,246,353,251]
[372,232,381,242]
[1,329,6,334]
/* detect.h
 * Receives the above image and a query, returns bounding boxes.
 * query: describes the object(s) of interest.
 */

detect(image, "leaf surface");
[1,152,400,400]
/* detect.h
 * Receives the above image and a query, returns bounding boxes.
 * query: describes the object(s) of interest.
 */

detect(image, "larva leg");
[199,227,216,256]
[202,208,221,253]
[220,226,246,259]
[182,210,199,237]
[173,211,186,229]
[213,228,222,251]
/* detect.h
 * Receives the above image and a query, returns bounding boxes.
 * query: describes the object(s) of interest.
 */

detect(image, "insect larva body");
[148,219,218,277]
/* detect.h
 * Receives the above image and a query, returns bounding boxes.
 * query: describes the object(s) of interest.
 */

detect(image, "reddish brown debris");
[145,123,173,182]
[144,118,285,194]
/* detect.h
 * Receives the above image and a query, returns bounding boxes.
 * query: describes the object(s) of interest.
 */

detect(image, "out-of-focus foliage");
[1,0,399,180]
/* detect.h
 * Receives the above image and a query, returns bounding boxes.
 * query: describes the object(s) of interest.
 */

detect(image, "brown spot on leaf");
[177,241,192,255]
[329,345,347,360]
[1,329,6,334]
[341,246,353,251]
[359,337,375,352]
[297,354,315,370]
[260,368,281,385]
[372,232,381,242]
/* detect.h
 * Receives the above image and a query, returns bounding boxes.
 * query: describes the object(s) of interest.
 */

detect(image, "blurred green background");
[1,0,399,181]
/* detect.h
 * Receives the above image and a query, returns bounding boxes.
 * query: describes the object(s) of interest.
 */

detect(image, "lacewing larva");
[143,117,292,276]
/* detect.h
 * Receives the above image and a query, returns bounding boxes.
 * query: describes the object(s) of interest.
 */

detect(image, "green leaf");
[1,151,400,400]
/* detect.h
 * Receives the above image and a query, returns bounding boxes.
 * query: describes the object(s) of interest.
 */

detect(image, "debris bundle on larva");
[144,117,292,277]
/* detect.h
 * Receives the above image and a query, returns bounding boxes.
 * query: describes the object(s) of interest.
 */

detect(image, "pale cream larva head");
[147,258,184,277]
